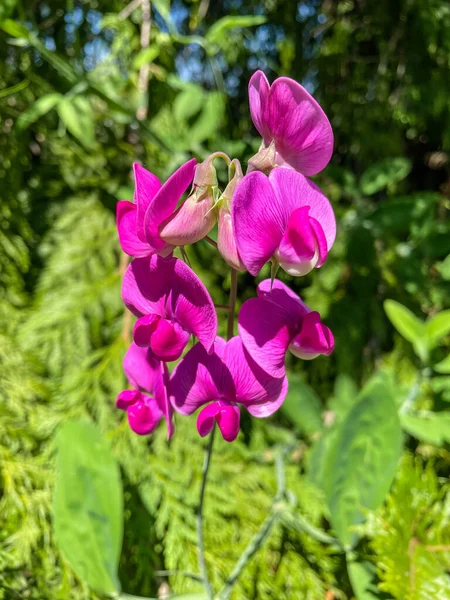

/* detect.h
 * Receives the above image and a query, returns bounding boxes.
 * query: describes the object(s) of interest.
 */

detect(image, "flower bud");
[217,159,245,271]
[246,140,277,175]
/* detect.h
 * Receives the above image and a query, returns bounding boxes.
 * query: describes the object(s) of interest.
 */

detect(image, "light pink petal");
[217,208,245,271]
[149,318,190,362]
[289,311,334,360]
[133,163,162,242]
[310,217,328,268]
[160,192,216,246]
[127,394,163,436]
[248,70,271,144]
[133,314,160,347]
[238,296,293,378]
[116,201,153,258]
[268,77,333,175]
[224,337,288,416]
[116,389,140,411]
[232,172,285,276]
[269,168,336,251]
[123,342,162,393]
[144,158,196,250]
[154,363,174,440]
[170,338,234,415]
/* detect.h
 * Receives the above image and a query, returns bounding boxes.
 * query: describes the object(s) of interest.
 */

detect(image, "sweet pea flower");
[239,279,334,378]
[232,167,336,277]
[122,255,217,362]
[116,158,197,258]
[217,159,245,271]
[170,336,288,442]
[116,342,174,439]
[248,70,333,176]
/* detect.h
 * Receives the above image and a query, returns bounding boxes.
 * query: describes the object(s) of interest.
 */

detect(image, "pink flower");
[122,255,217,362]
[116,342,174,439]
[248,70,333,176]
[238,279,334,378]
[170,336,288,442]
[232,168,336,277]
[217,159,245,271]
[116,158,196,258]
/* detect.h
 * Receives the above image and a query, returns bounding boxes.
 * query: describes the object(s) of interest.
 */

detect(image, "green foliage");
[54,421,123,595]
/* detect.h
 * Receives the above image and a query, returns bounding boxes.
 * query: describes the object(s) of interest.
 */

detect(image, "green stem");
[154,570,204,582]
[196,425,216,599]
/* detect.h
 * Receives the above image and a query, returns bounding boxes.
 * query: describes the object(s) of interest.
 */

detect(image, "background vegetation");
[1,0,450,598]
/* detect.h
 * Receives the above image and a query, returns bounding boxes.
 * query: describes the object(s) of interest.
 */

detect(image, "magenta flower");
[116,342,174,439]
[122,255,217,362]
[170,336,288,442]
[116,159,196,258]
[239,279,334,378]
[232,167,336,277]
[249,70,333,176]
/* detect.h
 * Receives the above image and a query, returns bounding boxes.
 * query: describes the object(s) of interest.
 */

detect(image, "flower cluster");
[115,71,335,443]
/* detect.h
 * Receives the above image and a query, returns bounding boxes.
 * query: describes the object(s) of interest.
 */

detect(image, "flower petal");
[218,208,245,271]
[133,163,162,242]
[160,191,216,246]
[248,70,271,144]
[123,342,162,393]
[170,338,234,415]
[149,318,190,362]
[154,363,174,440]
[232,171,284,276]
[276,206,318,276]
[268,77,333,176]
[116,389,140,410]
[289,311,334,359]
[122,257,166,317]
[270,166,336,252]
[144,158,196,250]
[127,394,163,435]
[116,201,153,258]
[133,314,160,347]
[196,401,240,442]
[224,337,288,416]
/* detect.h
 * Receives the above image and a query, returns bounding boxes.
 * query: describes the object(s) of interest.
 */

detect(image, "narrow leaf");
[434,355,450,374]
[401,412,450,446]
[347,557,380,600]
[17,93,62,129]
[206,15,266,45]
[360,157,411,195]
[57,96,95,148]
[54,421,123,594]
[425,310,450,349]
[384,299,426,351]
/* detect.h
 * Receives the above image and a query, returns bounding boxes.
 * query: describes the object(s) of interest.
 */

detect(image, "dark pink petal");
[224,337,288,416]
[144,158,196,250]
[116,201,152,258]
[159,191,216,246]
[232,171,284,276]
[238,296,293,378]
[122,256,217,352]
[270,168,336,252]
[309,217,328,268]
[154,363,174,440]
[133,163,162,243]
[133,314,160,347]
[170,338,234,415]
[289,311,334,359]
[127,394,163,435]
[197,401,240,442]
[268,77,333,176]
[196,402,217,437]
[257,279,309,317]
[217,208,245,271]
[149,318,190,362]
[248,70,271,144]
[123,342,162,393]
[116,389,140,410]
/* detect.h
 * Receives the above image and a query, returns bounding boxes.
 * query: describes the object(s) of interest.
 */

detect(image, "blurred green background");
[1,1,450,599]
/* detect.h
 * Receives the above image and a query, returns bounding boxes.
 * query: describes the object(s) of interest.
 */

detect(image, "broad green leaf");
[282,374,323,436]
[0,18,29,39]
[347,557,380,600]
[17,93,62,129]
[205,15,266,45]
[54,421,123,595]
[329,373,359,423]
[57,96,95,148]
[401,412,450,445]
[327,377,403,548]
[173,86,204,123]
[384,300,426,359]
[360,157,411,195]
[189,91,225,144]
[132,45,161,70]
[425,310,450,349]
[434,354,450,374]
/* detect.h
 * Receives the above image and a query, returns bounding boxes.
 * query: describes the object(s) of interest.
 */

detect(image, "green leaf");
[384,299,426,359]
[433,354,450,374]
[329,373,359,423]
[54,421,123,595]
[425,310,450,349]
[152,0,171,23]
[360,157,411,195]
[0,18,30,39]
[347,557,380,600]
[173,86,204,123]
[327,377,403,548]
[205,15,266,45]
[189,91,225,144]
[132,45,161,70]
[57,96,95,148]
[0,78,29,98]
[17,93,62,129]
[282,374,323,436]
[400,412,450,446]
